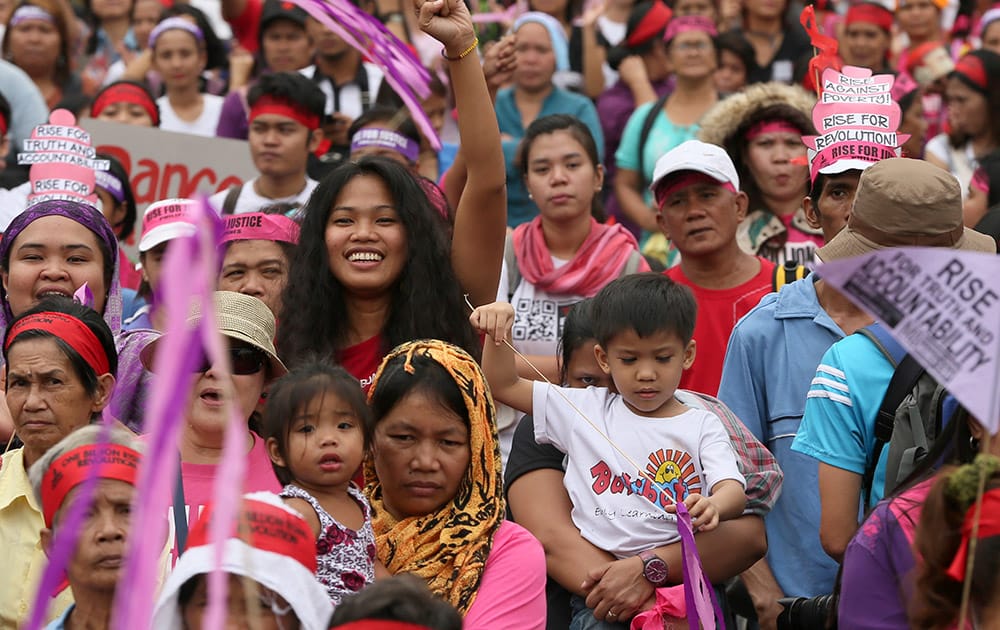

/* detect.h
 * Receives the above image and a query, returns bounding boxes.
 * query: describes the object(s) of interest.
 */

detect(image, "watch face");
[644,558,668,585]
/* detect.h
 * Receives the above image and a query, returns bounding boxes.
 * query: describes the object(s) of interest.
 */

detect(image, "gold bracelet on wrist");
[442,37,479,61]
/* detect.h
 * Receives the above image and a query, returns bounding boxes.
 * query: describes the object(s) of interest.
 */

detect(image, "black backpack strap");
[172,458,188,554]
[221,183,243,215]
[504,231,520,301]
[861,354,926,507]
[637,94,670,183]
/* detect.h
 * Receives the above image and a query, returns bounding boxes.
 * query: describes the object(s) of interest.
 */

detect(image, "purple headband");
[149,17,204,49]
[94,170,126,203]
[664,15,718,41]
[350,127,420,163]
[222,213,300,245]
[10,5,54,26]
[0,199,122,338]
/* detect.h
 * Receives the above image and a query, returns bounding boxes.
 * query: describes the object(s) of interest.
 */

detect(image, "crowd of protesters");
[0,0,999,627]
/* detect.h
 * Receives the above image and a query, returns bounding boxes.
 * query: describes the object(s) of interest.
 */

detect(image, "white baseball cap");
[138,198,198,252]
[649,140,740,195]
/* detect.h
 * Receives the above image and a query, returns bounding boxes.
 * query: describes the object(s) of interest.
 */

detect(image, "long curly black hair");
[277,157,479,368]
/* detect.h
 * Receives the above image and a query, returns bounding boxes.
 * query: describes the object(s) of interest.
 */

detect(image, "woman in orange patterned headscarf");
[364,340,547,629]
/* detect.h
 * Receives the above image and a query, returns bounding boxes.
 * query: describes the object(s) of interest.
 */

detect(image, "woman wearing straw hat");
[0,297,118,627]
[140,291,285,563]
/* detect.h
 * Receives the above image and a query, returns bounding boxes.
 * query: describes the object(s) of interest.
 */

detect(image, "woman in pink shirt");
[365,339,548,629]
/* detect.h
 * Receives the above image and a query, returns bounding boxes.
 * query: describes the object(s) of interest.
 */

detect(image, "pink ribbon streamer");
[288,0,441,151]
[110,199,225,628]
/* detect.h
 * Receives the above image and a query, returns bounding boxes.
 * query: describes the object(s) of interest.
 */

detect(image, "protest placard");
[80,118,257,207]
[817,247,1000,431]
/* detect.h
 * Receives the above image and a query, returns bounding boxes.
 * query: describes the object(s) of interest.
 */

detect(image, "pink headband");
[222,212,300,244]
[664,15,717,41]
[746,120,802,140]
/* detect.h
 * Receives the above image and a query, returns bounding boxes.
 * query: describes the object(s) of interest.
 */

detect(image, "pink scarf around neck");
[512,217,649,298]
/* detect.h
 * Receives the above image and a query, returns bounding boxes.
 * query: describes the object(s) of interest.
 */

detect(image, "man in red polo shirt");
[650,140,775,395]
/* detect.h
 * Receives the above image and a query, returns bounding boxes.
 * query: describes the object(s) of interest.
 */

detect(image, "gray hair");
[28,425,143,520]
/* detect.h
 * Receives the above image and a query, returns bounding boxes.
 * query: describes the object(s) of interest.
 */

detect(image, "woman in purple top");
[838,409,987,630]
[596,0,673,235]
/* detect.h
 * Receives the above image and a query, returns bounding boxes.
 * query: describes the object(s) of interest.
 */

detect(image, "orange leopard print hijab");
[364,340,504,614]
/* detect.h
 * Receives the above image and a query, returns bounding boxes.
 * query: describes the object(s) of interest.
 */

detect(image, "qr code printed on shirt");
[512,298,556,341]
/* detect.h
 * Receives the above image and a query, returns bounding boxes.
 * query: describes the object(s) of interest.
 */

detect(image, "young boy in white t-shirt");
[473,272,746,628]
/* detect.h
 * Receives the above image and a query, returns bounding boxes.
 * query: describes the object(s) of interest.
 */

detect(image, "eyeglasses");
[193,345,267,375]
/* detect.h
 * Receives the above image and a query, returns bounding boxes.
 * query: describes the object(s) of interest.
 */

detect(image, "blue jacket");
[719,277,843,597]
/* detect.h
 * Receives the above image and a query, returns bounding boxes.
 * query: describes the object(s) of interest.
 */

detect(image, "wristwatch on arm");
[639,550,669,586]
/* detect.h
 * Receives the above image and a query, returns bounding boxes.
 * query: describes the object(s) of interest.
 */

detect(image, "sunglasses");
[193,345,268,375]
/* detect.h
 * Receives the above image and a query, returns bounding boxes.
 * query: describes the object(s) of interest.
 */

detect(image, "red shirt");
[666,259,775,396]
[337,334,385,392]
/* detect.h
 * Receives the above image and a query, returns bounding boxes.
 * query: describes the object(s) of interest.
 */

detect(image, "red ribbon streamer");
[800,6,841,96]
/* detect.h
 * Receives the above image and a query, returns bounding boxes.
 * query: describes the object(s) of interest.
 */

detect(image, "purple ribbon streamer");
[73,282,94,309]
[287,0,441,151]
[23,413,116,630]
[110,199,224,628]
[675,502,724,629]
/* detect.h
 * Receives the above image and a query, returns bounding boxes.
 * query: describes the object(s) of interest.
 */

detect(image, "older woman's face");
[2,216,108,318]
[669,31,716,80]
[745,130,809,203]
[6,338,107,465]
[6,15,61,78]
[514,23,557,93]
[182,574,299,630]
[186,342,267,436]
[372,389,471,519]
[47,478,134,593]
[218,241,290,318]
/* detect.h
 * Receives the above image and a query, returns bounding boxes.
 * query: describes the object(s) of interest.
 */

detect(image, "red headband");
[846,3,894,31]
[626,1,673,47]
[0,110,7,137]
[222,212,300,244]
[91,83,159,126]
[249,96,321,131]
[954,54,988,92]
[5,312,110,377]
[655,172,736,206]
[746,120,802,140]
[946,488,1000,581]
[188,500,317,573]
[41,443,141,528]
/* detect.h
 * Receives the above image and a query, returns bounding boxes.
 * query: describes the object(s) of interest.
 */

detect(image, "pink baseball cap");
[138,198,198,252]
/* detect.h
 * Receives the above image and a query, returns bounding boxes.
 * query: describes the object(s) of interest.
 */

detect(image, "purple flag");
[816,247,1000,432]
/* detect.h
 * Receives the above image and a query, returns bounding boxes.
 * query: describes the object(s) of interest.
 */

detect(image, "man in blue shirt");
[792,158,996,566]
[718,164,870,627]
